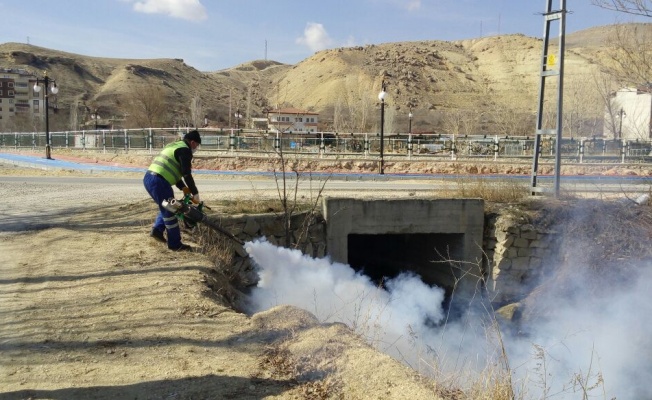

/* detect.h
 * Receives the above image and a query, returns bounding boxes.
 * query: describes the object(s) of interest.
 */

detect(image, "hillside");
[0,23,649,133]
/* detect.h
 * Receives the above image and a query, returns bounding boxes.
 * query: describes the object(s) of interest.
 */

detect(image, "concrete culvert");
[323,197,485,307]
[347,232,465,299]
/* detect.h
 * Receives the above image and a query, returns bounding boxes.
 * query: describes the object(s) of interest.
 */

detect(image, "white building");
[267,107,319,133]
[606,85,652,140]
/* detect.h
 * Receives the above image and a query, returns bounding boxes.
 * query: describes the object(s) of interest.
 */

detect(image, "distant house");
[0,68,46,123]
[266,107,319,133]
[606,85,652,140]
[250,117,269,130]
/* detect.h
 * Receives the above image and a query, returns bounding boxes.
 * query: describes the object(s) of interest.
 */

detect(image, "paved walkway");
[0,152,145,173]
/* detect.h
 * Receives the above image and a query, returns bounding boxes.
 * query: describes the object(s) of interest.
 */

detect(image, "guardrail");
[1,128,651,164]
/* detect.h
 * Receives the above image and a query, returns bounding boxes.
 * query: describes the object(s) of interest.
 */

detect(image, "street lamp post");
[234,109,242,130]
[378,82,386,175]
[617,108,626,139]
[408,109,413,159]
[91,109,100,130]
[32,71,59,159]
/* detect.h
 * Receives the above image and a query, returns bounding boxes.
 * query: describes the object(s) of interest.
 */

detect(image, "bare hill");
[1,23,650,132]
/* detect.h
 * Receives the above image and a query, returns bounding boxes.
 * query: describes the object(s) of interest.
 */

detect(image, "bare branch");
[603,23,652,86]
[591,0,652,17]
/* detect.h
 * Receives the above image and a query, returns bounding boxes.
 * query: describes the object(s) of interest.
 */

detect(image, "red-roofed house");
[267,108,319,133]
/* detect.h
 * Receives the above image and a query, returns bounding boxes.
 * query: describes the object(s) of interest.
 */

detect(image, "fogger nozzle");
[162,198,204,224]
[162,198,183,214]
[161,198,244,245]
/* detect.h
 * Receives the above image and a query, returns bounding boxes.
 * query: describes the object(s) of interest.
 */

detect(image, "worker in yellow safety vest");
[143,130,201,251]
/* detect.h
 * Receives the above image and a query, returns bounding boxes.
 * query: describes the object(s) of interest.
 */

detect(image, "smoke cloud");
[245,239,652,398]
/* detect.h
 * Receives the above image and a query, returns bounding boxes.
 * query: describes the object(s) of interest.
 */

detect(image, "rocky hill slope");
[1,23,649,132]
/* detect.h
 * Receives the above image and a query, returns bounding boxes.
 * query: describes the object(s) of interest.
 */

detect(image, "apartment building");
[0,68,44,124]
[267,107,319,133]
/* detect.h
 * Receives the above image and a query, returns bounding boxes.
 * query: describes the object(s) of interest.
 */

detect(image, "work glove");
[191,193,201,205]
[182,187,191,196]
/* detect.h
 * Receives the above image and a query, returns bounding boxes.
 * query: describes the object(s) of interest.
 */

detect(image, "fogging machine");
[161,196,244,245]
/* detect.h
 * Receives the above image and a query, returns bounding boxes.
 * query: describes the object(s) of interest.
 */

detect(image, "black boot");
[150,228,166,243]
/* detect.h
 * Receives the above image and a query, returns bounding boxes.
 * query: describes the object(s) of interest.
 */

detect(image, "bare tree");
[604,23,652,86]
[122,85,170,128]
[190,96,203,128]
[8,114,40,133]
[334,76,375,133]
[69,102,80,131]
[563,76,605,138]
[384,106,396,134]
[460,110,480,136]
[357,85,372,132]
[442,109,465,136]
[333,98,345,132]
[591,0,652,17]
[487,104,533,136]
[246,85,252,129]
[593,71,620,138]
[443,109,481,136]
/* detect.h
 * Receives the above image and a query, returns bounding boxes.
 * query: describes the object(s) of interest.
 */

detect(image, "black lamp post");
[617,108,626,139]
[32,71,59,159]
[408,109,413,134]
[235,109,242,130]
[91,109,100,130]
[378,82,386,175]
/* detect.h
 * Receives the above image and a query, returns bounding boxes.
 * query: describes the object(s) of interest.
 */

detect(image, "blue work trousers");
[143,172,182,249]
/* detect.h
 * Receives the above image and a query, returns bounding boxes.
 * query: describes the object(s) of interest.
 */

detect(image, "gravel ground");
[0,162,446,400]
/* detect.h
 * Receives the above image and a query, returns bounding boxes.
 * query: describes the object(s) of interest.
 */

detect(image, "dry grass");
[441,176,530,203]
[521,197,652,320]
[257,340,343,400]
[464,372,515,400]
[210,198,314,215]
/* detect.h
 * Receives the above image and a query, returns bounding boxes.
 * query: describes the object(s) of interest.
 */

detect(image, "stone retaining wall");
[219,211,327,256]
[484,212,560,305]
[208,211,327,288]
[211,209,555,305]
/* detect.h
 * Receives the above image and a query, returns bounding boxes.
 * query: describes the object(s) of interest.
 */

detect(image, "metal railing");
[1,128,651,164]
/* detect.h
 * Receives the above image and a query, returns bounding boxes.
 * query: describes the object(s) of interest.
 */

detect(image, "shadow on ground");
[0,374,295,400]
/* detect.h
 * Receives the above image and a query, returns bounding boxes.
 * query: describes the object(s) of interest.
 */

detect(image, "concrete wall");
[322,197,485,295]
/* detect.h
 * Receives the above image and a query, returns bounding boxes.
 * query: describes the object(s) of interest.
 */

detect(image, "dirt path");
[0,164,442,400]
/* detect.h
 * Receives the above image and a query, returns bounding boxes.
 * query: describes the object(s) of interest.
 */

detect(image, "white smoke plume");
[244,238,652,398]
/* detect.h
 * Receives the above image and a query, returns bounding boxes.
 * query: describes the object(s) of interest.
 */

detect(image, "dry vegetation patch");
[519,197,652,320]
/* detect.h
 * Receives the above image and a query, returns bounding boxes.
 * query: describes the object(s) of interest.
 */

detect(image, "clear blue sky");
[1,0,647,72]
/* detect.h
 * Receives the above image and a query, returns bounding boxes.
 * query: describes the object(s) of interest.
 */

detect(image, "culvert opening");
[347,233,465,305]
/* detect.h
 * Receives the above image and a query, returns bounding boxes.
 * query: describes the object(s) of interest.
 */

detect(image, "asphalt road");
[1,153,651,219]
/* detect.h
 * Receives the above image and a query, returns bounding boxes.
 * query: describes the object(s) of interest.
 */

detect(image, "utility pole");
[530,0,566,198]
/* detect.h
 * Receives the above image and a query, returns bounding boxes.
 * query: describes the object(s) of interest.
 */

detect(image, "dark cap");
[183,130,201,144]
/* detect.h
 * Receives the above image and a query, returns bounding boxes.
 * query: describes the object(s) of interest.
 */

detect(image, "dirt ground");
[2,150,650,400]
[0,160,444,400]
